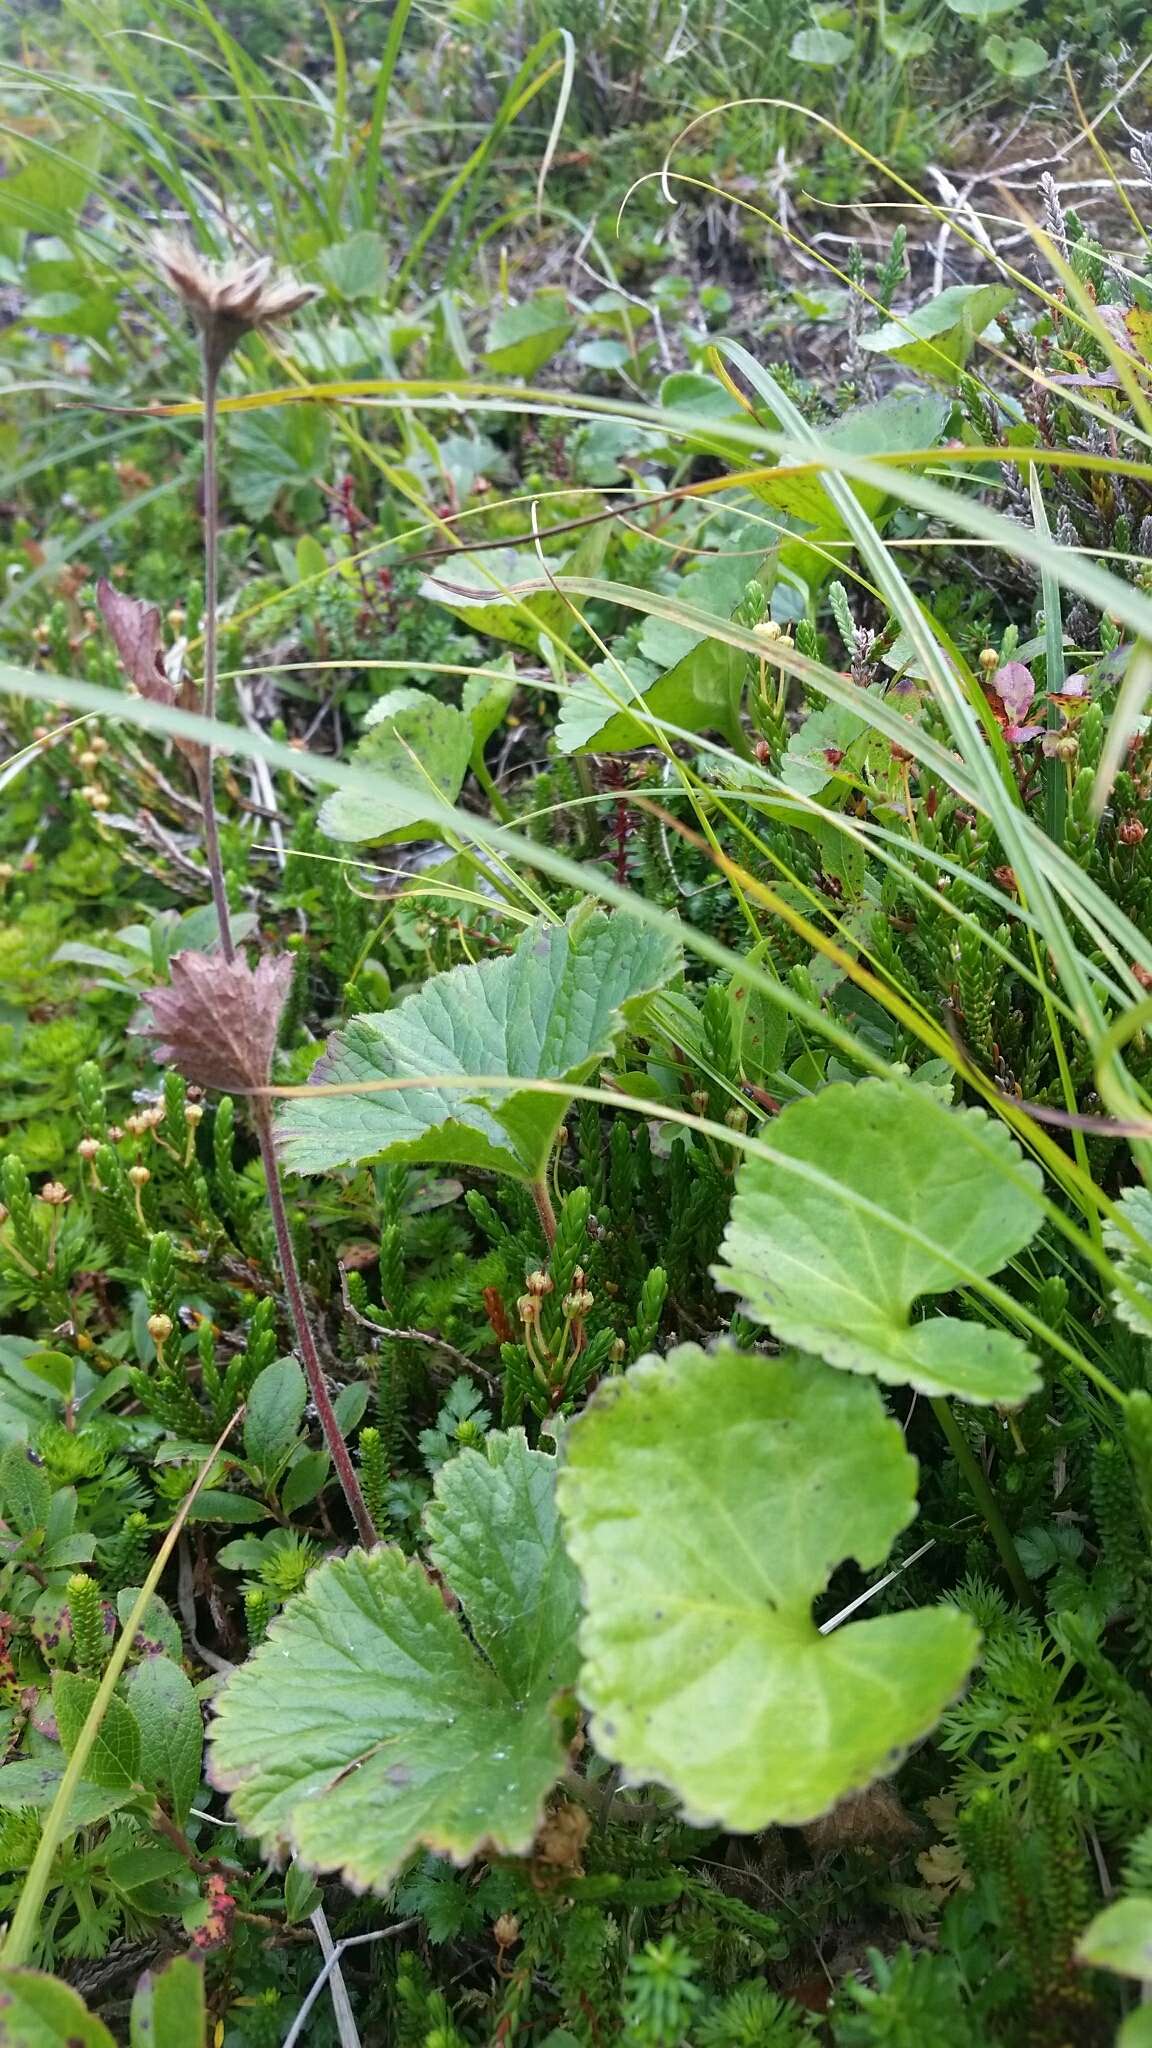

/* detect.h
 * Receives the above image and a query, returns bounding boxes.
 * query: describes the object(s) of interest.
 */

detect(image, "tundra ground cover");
[4,3,1152,2043]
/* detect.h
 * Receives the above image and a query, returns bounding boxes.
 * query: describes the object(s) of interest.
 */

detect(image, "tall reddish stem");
[199,351,234,964]
[253,1099,377,1547]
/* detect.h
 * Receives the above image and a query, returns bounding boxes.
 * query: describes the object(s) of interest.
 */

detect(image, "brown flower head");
[143,949,293,1094]
[152,234,319,375]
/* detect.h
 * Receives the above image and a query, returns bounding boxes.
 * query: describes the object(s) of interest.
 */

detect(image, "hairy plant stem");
[530,1175,558,1246]
[253,1097,377,1547]
[930,1395,1035,1610]
[199,348,234,963]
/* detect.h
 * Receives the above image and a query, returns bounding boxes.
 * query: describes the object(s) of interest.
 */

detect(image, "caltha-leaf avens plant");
[96,240,378,1536]
[99,232,319,956]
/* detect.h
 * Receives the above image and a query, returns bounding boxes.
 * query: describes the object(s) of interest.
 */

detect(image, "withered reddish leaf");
[97,579,172,702]
[97,577,207,778]
[143,950,293,1093]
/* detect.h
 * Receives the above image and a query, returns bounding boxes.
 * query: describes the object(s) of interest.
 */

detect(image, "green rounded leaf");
[317,689,472,844]
[714,1080,1044,1404]
[983,30,1048,73]
[276,904,680,1182]
[209,1431,580,1891]
[0,1969,116,2047]
[558,1346,977,1828]
[1076,1895,1152,1980]
[789,25,855,62]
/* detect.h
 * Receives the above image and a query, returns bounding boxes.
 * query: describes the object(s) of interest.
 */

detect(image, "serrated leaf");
[124,1655,203,1823]
[52,1674,141,1790]
[558,1345,978,1828]
[1076,1895,1152,1979]
[209,1432,579,1891]
[422,529,611,652]
[317,689,472,844]
[0,1969,116,2047]
[243,1358,306,1479]
[1105,1185,1152,1335]
[714,1080,1044,1403]
[424,1430,581,1697]
[276,904,680,1182]
[129,1955,206,2048]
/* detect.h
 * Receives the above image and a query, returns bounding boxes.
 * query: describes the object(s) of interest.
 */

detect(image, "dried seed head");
[38,1181,71,1207]
[142,948,294,1094]
[526,1269,554,1297]
[151,234,319,376]
[493,1914,520,1950]
[77,1137,101,1162]
[124,1114,151,1138]
[147,1312,174,1344]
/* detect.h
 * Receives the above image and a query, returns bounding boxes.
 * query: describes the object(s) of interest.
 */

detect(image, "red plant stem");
[253,1098,377,1547]
[199,352,234,965]
[530,1176,558,1247]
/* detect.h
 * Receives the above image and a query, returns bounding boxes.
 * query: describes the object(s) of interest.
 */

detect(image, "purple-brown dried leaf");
[143,949,293,1094]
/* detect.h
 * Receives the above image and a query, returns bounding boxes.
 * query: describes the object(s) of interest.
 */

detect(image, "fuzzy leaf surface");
[714,1080,1044,1403]
[558,1346,977,1828]
[276,904,680,1181]
[209,1432,579,1891]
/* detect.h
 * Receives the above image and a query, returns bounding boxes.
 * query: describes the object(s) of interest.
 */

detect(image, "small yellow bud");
[753,618,783,642]
[184,1102,205,1126]
[77,749,100,771]
[147,1312,174,1344]
[128,1164,151,1188]
[87,733,109,756]
[978,647,999,672]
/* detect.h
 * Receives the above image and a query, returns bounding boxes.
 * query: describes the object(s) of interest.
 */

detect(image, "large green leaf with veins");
[276,903,680,1181]
[558,1345,978,1828]
[317,688,472,844]
[714,1080,1045,1404]
[209,1431,580,1891]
